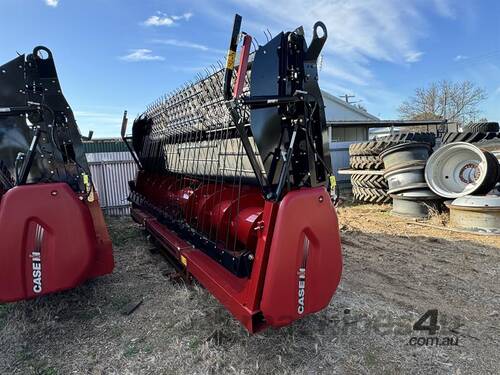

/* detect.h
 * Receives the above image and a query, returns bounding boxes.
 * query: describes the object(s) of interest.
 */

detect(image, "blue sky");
[1,0,499,137]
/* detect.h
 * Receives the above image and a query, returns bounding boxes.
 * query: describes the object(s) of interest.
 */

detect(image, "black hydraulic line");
[0,106,38,116]
[17,127,42,185]
[0,103,54,119]
[274,121,300,201]
[3,103,59,186]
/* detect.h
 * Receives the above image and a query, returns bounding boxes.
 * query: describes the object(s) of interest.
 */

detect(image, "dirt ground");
[1,204,499,374]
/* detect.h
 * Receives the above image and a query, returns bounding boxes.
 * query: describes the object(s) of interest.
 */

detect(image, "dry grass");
[1,208,499,374]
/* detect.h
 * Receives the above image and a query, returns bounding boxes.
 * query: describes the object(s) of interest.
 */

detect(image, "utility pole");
[339,94,355,103]
[339,94,362,107]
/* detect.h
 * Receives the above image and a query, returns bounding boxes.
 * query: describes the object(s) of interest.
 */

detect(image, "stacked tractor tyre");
[349,133,436,204]
[441,122,499,145]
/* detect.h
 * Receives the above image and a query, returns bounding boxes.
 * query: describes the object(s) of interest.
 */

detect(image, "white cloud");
[152,39,225,54]
[454,55,469,62]
[74,107,141,137]
[143,12,192,27]
[226,0,435,62]
[405,51,424,63]
[74,111,122,124]
[144,15,174,27]
[321,64,371,86]
[119,49,164,62]
[172,13,193,21]
[215,0,456,115]
[45,0,59,7]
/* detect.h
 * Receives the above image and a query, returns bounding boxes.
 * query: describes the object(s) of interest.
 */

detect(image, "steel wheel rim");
[425,142,489,198]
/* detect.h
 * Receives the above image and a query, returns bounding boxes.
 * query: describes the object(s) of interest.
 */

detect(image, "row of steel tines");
[136,68,252,175]
[144,64,251,139]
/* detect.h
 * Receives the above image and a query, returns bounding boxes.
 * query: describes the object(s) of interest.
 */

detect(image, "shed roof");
[321,90,379,121]
[326,119,446,128]
[82,138,129,153]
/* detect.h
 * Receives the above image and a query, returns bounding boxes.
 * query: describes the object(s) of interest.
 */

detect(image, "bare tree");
[398,80,487,125]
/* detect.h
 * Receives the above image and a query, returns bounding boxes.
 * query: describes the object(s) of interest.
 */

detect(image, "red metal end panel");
[260,187,342,327]
[86,193,115,278]
[184,250,257,331]
[0,183,113,302]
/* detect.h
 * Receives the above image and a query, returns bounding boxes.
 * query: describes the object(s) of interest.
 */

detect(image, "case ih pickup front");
[0,47,114,302]
[125,16,343,333]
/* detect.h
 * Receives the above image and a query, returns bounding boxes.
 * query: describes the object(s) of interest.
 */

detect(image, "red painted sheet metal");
[241,201,279,313]
[260,187,342,327]
[233,34,252,99]
[0,183,114,302]
[146,219,193,261]
[86,193,115,278]
[184,250,260,331]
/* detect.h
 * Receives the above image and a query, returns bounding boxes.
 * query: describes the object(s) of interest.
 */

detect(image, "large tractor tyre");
[349,132,435,156]
[441,132,499,145]
[349,155,383,170]
[475,137,500,154]
[351,173,388,189]
[462,122,499,133]
[441,132,460,144]
[378,132,436,147]
[352,186,391,204]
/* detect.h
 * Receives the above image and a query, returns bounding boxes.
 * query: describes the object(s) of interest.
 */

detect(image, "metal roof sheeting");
[82,138,129,153]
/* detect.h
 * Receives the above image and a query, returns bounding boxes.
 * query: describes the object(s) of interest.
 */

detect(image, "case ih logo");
[297,236,310,315]
[30,224,45,294]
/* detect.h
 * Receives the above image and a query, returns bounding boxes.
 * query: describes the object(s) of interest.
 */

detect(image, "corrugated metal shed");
[88,158,137,216]
[321,91,379,185]
[87,152,134,163]
[84,139,137,216]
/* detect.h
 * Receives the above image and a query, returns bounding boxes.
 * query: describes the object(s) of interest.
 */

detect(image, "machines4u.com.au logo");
[408,309,459,347]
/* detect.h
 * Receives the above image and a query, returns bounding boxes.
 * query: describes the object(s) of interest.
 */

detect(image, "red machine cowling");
[0,183,114,302]
[0,46,114,303]
[260,187,342,326]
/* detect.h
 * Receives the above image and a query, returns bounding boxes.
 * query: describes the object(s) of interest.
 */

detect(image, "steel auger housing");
[127,15,342,332]
[0,47,114,302]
